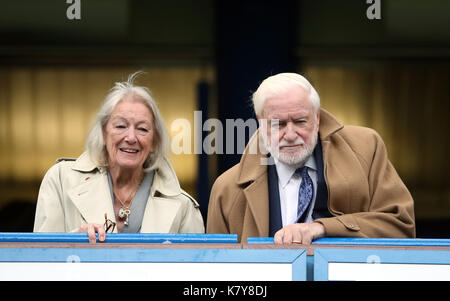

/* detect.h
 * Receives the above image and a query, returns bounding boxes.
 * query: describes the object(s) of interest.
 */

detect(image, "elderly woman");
[34,73,205,242]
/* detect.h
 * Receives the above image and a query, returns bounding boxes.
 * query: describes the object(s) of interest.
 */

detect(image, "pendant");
[118,207,131,226]
[118,208,126,218]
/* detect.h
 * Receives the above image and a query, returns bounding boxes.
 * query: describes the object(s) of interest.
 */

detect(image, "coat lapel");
[140,194,181,233]
[237,132,270,238]
[318,109,349,216]
[140,158,184,233]
[243,174,269,238]
[67,173,116,229]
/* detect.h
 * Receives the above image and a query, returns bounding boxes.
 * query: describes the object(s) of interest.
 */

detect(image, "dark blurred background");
[0,0,449,237]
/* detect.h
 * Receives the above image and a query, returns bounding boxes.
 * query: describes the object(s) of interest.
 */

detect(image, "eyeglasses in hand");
[103,213,116,233]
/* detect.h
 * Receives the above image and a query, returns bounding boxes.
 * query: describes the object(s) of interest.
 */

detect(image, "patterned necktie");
[296,166,314,222]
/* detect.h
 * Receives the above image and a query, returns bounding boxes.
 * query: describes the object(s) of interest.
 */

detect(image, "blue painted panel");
[0,247,307,281]
[0,247,303,263]
[312,237,450,247]
[291,251,307,281]
[0,232,238,244]
[313,248,450,281]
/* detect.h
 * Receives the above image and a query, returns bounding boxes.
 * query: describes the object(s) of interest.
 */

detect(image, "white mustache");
[278,138,306,148]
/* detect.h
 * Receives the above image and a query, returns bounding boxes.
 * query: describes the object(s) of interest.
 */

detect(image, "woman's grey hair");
[85,71,169,171]
[252,73,320,117]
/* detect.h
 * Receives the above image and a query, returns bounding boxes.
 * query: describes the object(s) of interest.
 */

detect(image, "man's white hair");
[85,71,169,171]
[252,73,320,117]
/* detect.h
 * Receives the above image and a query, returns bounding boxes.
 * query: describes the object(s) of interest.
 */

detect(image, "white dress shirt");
[274,154,318,227]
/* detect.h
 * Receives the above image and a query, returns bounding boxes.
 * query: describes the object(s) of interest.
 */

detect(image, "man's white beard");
[260,128,318,167]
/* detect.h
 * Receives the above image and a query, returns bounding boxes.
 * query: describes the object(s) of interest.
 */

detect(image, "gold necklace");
[111,173,144,226]
[114,190,135,226]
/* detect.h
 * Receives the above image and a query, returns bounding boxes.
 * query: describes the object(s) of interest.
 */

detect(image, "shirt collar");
[274,152,317,188]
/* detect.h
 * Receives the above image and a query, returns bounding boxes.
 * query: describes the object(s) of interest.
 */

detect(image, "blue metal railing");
[0,232,238,244]
[2,233,450,246]
[246,237,450,247]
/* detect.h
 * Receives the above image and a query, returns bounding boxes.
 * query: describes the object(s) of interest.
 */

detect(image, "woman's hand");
[72,223,106,243]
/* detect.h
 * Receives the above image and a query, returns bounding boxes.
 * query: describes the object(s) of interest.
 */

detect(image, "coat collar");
[318,108,344,140]
[150,157,182,197]
[71,151,100,173]
[236,132,268,185]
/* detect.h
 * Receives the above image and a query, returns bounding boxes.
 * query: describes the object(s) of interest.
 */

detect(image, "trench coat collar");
[318,108,344,140]
[149,157,182,197]
[71,151,99,173]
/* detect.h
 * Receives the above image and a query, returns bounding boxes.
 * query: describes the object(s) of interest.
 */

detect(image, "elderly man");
[207,73,415,244]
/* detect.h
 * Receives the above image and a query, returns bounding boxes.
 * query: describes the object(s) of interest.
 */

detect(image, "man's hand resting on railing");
[274,222,326,245]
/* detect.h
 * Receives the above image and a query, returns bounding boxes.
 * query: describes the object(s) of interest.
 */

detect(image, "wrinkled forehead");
[108,97,154,125]
[114,95,154,114]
